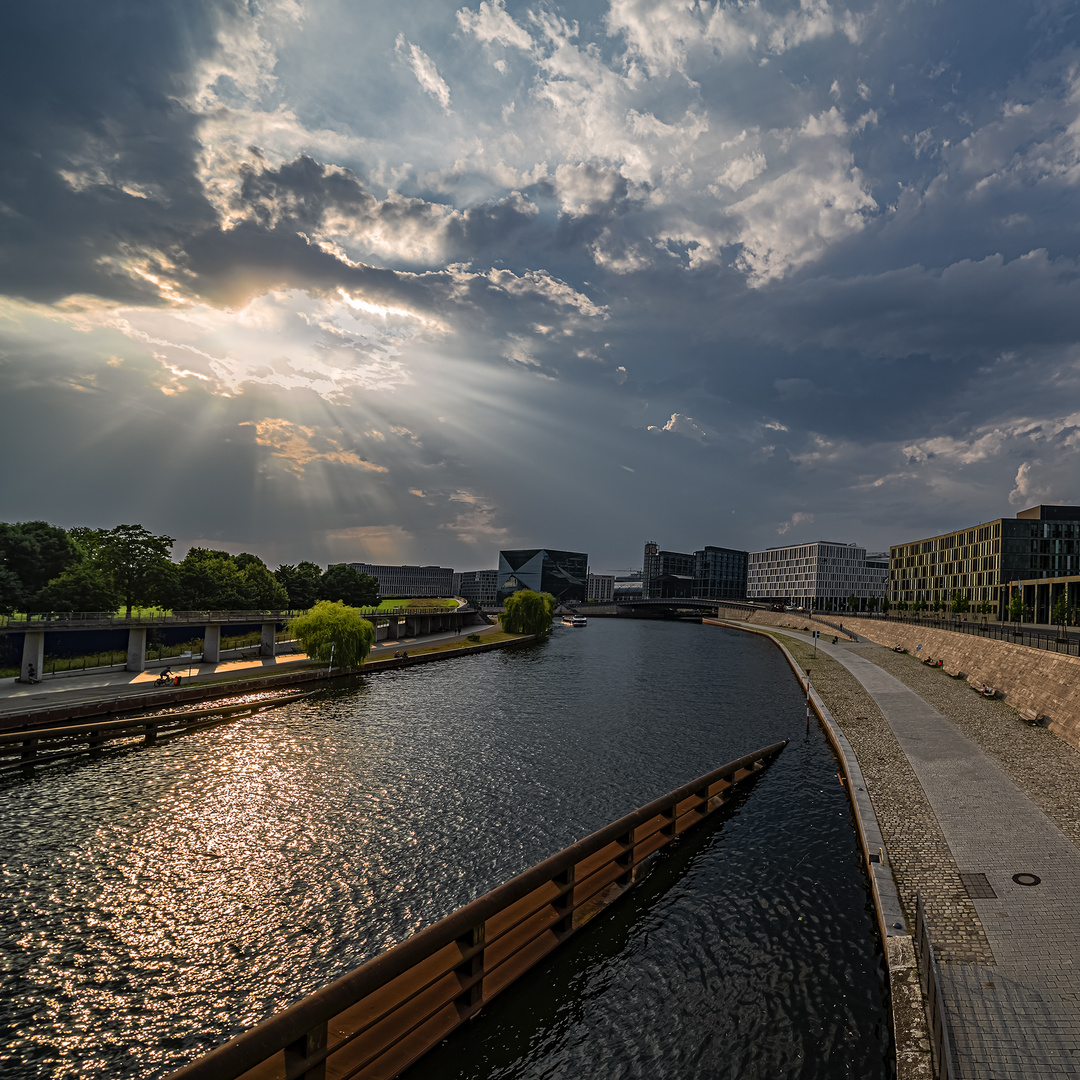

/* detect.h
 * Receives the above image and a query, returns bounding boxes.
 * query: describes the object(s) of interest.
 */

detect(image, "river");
[0,618,892,1079]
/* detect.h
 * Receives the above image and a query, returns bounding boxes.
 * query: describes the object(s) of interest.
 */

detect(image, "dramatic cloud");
[4,0,1080,572]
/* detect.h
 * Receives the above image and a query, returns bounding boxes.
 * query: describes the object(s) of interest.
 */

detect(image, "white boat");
[571,614,587,627]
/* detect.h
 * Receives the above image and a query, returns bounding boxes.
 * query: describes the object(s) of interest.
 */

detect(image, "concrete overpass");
[0,605,475,683]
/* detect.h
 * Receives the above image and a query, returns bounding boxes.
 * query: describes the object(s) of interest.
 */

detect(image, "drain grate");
[960,872,997,899]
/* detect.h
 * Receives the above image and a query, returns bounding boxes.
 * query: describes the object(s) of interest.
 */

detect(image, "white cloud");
[647,412,708,442]
[456,0,535,51]
[395,35,452,111]
[778,511,814,535]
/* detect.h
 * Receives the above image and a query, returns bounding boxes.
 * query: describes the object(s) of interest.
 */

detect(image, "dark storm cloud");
[0,0,231,303]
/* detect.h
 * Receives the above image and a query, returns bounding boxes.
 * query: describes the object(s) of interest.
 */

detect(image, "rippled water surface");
[0,619,892,1079]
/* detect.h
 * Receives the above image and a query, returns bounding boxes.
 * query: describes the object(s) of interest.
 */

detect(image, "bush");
[289,601,375,668]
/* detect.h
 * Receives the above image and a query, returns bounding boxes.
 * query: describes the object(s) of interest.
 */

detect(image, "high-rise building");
[890,504,1080,615]
[497,549,589,603]
[642,541,747,600]
[747,542,887,610]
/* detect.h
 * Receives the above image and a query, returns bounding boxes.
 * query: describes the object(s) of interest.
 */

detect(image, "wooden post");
[553,865,575,934]
[455,922,485,1016]
[616,828,635,886]
[283,1022,328,1080]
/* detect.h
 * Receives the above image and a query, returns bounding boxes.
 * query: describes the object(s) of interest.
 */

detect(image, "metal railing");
[0,606,465,631]
[915,893,955,1080]
[165,741,788,1080]
[841,612,1080,657]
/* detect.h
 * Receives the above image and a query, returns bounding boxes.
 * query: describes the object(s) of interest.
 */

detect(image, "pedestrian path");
[808,636,1080,1079]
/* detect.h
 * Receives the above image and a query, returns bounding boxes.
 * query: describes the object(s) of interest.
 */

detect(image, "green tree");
[950,592,970,614]
[502,589,555,635]
[34,564,121,613]
[847,592,858,614]
[320,564,379,607]
[1051,592,1070,632]
[290,600,374,668]
[274,561,324,609]
[881,596,892,614]
[1008,594,1026,623]
[0,521,80,606]
[977,598,994,617]
[175,548,287,609]
[92,524,175,616]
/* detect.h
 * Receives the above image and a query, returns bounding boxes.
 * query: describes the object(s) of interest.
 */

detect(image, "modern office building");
[642,541,747,600]
[497,549,589,603]
[586,573,615,602]
[693,546,750,601]
[890,504,1080,615]
[340,562,454,598]
[455,569,498,606]
[747,542,888,609]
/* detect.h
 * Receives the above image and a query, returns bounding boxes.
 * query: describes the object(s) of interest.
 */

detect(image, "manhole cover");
[960,872,997,899]
[1012,873,1041,887]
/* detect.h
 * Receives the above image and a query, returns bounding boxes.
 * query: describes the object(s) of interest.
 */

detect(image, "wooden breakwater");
[165,742,788,1080]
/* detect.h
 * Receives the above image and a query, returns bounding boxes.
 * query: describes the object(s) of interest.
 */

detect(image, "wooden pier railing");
[166,740,788,1080]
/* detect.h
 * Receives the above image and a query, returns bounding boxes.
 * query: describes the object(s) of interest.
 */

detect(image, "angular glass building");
[497,549,588,603]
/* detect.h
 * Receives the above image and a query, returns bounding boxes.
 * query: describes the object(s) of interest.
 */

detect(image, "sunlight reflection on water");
[0,620,891,1079]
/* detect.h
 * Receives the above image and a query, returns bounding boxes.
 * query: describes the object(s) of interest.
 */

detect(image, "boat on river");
[563,614,587,627]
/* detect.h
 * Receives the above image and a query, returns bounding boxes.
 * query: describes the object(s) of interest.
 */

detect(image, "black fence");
[838,611,1080,658]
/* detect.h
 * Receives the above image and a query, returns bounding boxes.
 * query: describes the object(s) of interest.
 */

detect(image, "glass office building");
[497,549,589,603]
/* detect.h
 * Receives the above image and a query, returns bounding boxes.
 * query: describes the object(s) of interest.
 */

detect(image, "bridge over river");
[0,618,892,1080]
[0,605,475,682]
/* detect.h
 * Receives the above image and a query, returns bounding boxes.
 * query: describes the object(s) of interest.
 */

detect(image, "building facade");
[586,573,615,602]
[747,542,888,609]
[890,504,1080,614]
[497,549,589,603]
[642,541,747,600]
[456,569,498,606]
[341,562,454,598]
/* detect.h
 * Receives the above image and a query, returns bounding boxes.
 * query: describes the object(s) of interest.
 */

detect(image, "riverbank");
[0,628,534,730]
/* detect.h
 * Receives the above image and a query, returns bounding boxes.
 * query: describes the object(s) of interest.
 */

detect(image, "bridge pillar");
[19,631,44,683]
[126,628,147,672]
[260,622,276,658]
[202,624,221,663]
[375,621,388,642]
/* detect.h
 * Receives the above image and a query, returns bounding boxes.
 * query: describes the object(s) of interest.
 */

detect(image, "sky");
[3,0,1080,574]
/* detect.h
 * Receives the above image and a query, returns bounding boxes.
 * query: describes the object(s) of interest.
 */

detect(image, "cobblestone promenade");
[777,630,1080,1079]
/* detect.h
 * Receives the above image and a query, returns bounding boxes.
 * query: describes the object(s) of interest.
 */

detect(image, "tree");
[977,598,994,617]
[34,564,121,613]
[881,597,892,614]
[290,600,374,668]
[0,521,80,607]
[847,593,858,614]
[1051,592,1070,633]
[502,589,555,635]
[175,548,288,609]
[320,564,379,607]
[274,561,324,609]
[949,592,970,615]
[1008,594,1026,623]
[93,524,175,616]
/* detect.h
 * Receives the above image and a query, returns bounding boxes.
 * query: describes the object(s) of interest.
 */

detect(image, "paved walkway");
[791,633,1080,1079]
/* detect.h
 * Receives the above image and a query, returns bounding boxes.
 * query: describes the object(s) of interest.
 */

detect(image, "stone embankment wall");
[842,616,1080,749]
[714,605,830,633]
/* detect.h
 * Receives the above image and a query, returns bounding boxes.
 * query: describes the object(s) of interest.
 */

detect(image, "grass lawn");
[366,630,524,659]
